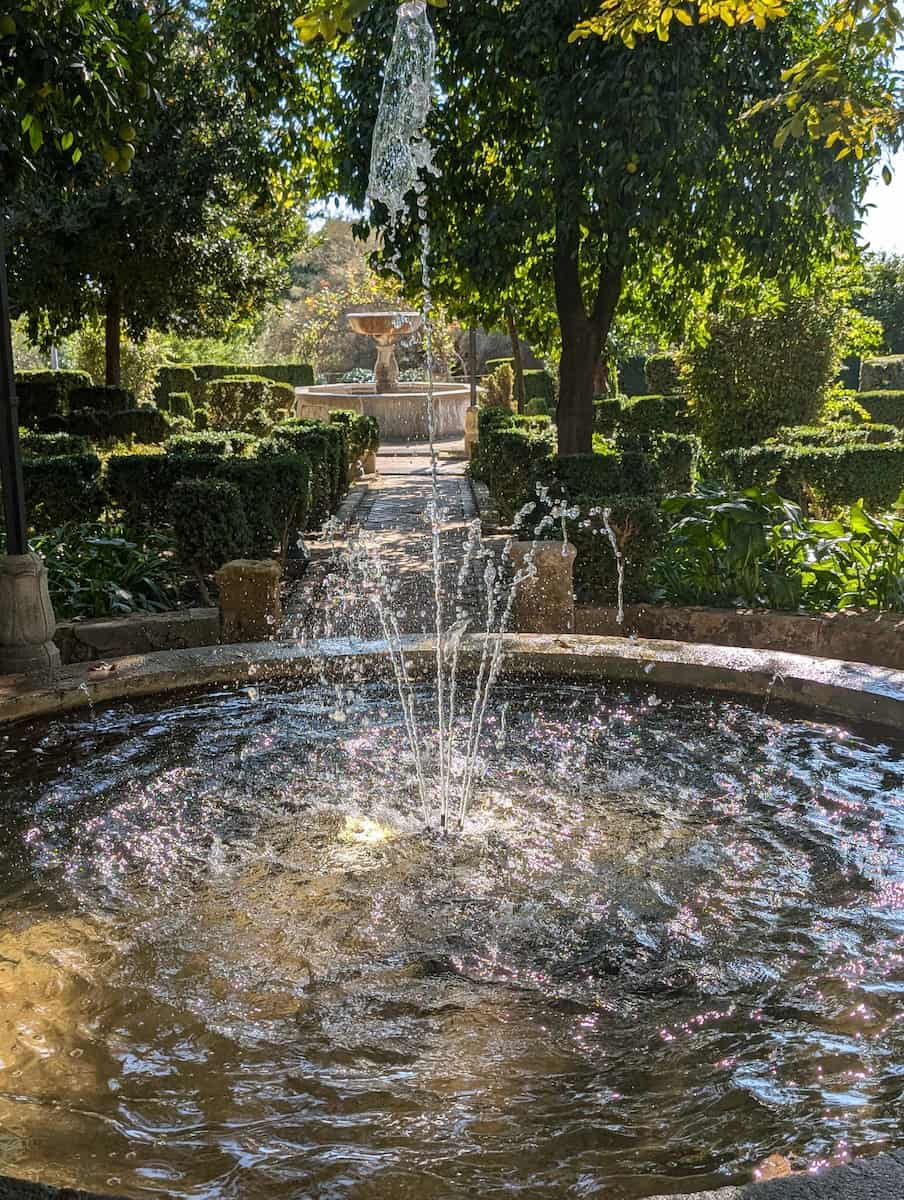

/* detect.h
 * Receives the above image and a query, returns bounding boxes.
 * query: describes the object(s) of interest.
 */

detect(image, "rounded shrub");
[169,479,250,577]
[683,296,842,452]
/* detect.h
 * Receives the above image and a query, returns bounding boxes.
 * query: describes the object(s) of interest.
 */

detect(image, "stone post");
[509,541,577,635]
[363,449,377,475]
[464,405,480,461]
[215,559,282,644]
[0,552,61,683]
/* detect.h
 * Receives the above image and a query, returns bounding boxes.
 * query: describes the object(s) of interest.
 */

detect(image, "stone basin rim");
[2,633,902,734]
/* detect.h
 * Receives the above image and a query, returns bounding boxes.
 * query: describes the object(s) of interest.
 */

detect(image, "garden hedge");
[644,353,681,395]
[767,422,900,447]
[170,479,250,577]
[619,393,689,435]
[330,409,380,466]
[166,431,259,459]
[154,365,203,408]
[14,370,92,428]
[105,454,177,528]
[538,450,659,504]
[258,421,347,527]
[69,385,135,413]
[207,375,280,431]
[188,362,314,388]
[19,431,90,457]
[615,430,701,494]
[720,442,904,511]
[859,356,904,391]
[160,391,194,420]
[471,408,557,523]
[21,453,103,529]
[856,391,904,430]
[218,455,311,557]
[684,296,841,451]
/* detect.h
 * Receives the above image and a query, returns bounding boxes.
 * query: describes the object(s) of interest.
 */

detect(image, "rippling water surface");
[1,680,903,1198]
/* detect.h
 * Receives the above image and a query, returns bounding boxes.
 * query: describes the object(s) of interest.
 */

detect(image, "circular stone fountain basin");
[1,638,904,1199]
[294,380,472,440]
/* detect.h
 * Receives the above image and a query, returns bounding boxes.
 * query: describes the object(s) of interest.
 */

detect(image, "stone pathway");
[285,436,487,640]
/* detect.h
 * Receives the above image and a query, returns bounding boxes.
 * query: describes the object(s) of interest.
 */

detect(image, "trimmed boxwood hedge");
[644,353,681,395]
[330,409,380,465]
[14,369,91,428]
[218,456,311,557]
[857,391,904,430]
[19,431,90,457]
[166,431,259,459]
[615,430,701,494]
[767,422,900,447]
[720,442,904,511]
[170,479,250,577]
[261,420,348,515]
[21,453,103,528]
[538,450,659,504]
[105,454,177,527]
[69,385,135,413]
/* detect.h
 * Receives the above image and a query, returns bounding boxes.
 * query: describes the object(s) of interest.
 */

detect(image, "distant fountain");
[346,311,422,393]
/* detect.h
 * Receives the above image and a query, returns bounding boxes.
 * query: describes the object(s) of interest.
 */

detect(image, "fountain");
[294,307,472,440]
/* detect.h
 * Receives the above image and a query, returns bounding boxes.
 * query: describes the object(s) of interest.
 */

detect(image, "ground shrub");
[683,296,842,451]
[165,431,258,459]
[14,369,91,428]
[160,391,194,420]
[644,353,681,395]
[169,479,250,578]
[330,410,380,465]
[218,456,311,557]
[69,385,135,413]
[107,407,171,444]
[856,391,904,429]
[767,423,900,447]
[20,454,103,529]
[105,454,178,528]
[719,442,904,512]
[18,431,90,457]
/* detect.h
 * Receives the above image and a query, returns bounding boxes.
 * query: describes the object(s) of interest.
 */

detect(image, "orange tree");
[279,0,869,453]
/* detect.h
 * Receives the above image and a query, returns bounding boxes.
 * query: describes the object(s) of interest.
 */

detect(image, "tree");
[1,0,155,556]
[295,0,903,164]
[855,252,904,354]
[291,0,867,453]
[7,16,305,385]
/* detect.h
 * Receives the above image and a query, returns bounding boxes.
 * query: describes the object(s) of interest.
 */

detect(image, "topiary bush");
[217,456,311,557]
[69,385,135,413]
[619,393,689,435]
[857,391,904,429]
[767,422,900,447]
[537,450,660,503]
[644,352,681,395]
[720,442,904,512]
[19,430,90,457]
[483,362,515,410]
[169,479,250,579]
[616,430,701,494]
[206,375,274,430]
[66,408,113,441]
[20,454,103,529]
[160,391,194,420]
[14,370,91,428]
[105,454,178,528]
[593,396,623,436]
[859,356,904,391]
[263,420,348,512]
[190,362,314,388]
[154,364,203,409]
[165,431,258,459]
[522,368,556,407]
[470,408,557,521]
[330,410,381,466]
[107,407,171,445]
[684,296,842,452]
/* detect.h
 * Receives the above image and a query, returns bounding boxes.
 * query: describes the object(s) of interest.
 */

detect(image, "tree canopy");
[855,251,904,353]
[6,14,305,384]
[290,0,869,452]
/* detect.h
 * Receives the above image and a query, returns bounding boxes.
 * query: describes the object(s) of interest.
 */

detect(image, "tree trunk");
[553,218,623,456]
[506,305,526,414]
[105,288,122,387]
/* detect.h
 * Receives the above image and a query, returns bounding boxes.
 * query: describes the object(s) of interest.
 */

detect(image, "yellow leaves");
[572,0,788,43]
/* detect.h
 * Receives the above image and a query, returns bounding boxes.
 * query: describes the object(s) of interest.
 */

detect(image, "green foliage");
[166,432,258,460]
[30,523,180,620]
[18,430,90,457]
[189,362,314,388]
[206,375,277,430]
[155,365,203,409]
[20,454,103,530]
[540,451,659,503]
[593,397,624,436]
[105,455,177,528]
[329,410,380,463]
[470,409,557,523]
[107,407,171,445]
[71,321,163,403]
[259,420,348,524]
[169,479,250,577]
[856,390,904,429]
[653,489,904,612]
[859,356,904,390]
[0,0,154,192]
[162,391,194,420]
[524,397,552,417]
[719,442,904,512]
[523,368,556,407]
[14,369,91,428]
[856,254,904,356]
[644,353,681,394]
[217,456,311,557]
[684,296,843,452]
[483,363,515,410]
[619,393,690,435]
[616,430,701,493]
[767,423,900,446]
[194,407,211,431]
[69,385,135,412]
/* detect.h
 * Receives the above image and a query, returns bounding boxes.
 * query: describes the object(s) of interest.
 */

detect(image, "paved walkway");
[285,437,486,641]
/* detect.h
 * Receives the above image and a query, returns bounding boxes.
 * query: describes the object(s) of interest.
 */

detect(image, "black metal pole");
[0,232,27,555]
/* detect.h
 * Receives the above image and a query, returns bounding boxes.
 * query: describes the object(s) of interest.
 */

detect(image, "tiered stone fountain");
[294,310,471,441]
